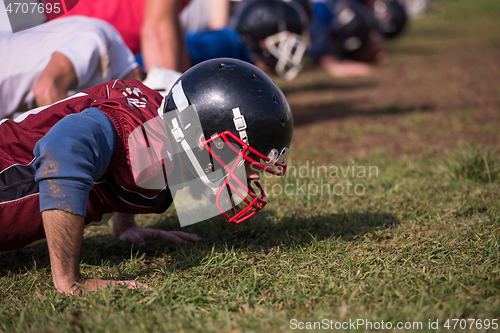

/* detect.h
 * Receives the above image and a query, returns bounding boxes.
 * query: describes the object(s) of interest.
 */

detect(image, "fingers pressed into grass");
[70,276,152,294]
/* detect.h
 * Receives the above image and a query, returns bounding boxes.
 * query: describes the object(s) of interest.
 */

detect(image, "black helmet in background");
[374,0,408,38]
[330,0,378,57]
[236,0,309,81]
[284,0,313,20]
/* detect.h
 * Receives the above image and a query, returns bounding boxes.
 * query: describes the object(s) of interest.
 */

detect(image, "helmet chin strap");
[170,118,222,190]
[168,82,249,190]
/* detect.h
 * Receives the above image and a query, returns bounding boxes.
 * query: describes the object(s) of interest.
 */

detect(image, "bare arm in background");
[209,0,230,30]
[32,52,77,107]
[141,0,190,72]
[32,53,143,108]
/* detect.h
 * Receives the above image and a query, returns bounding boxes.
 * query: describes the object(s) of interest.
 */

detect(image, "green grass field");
[1,0,500,332]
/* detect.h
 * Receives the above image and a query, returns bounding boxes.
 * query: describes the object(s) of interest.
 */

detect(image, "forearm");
[141,0,190,72]
[42,209,85,293]
[43,210,149,293]
[141,22,189,72]
[209,0,229,30]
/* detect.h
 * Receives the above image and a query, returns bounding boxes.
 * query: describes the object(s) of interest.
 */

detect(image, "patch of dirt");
[283,41,500,162]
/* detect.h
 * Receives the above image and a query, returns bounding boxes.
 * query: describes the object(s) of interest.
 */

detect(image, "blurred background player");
[0,16,140,119]
[373,0,408,39]
[234,0,310,80]
[44,0,191,72]
[307,0,378,77]
[179,0,230,33]
[330,0,386,63]
[400,0,431,19]
[180,0,310,81]
[133,0,310,81]
[306,0,407,77]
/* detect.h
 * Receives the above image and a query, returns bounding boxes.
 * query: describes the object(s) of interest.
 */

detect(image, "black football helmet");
[236,0,309,81]
[284,0,313,20]
[162,58,293,225]
[374,0,408,38]
[330,0,378,57]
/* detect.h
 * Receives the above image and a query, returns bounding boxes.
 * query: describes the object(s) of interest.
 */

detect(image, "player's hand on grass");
[112,212,202,246]
[70,275,151,294]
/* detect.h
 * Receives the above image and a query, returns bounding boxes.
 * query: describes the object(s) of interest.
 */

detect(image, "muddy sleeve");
[34,108,116,216]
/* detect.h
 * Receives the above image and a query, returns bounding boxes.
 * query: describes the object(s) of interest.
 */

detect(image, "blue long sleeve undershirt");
[34,108,116,216]
[135,28,252,70]
[307,1,338,61]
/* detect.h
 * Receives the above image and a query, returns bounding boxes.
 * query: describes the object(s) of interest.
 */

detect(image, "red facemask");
[203,131,288,224]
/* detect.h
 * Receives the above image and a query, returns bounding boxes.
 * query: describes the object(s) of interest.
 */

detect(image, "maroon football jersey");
[0,79,174,251]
